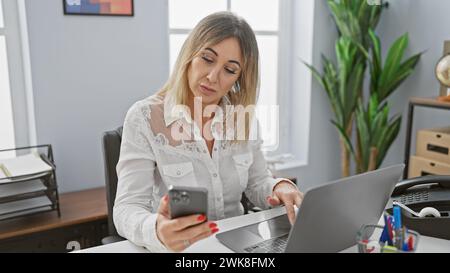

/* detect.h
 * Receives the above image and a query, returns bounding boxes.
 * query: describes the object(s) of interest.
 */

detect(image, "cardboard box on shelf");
[408,155,450,178]
[417,127,450,165]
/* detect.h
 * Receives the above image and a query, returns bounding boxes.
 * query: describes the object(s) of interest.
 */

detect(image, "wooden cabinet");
[0,188,108,253]
[404,97,450,178]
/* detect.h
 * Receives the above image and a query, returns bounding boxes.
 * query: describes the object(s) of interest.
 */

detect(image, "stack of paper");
[0,206,52,221]
[0,196,52,219]
[0,180,47,199]
[0,153,53,178]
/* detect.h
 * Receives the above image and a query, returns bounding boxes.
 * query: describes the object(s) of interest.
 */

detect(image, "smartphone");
[168,185,208,219]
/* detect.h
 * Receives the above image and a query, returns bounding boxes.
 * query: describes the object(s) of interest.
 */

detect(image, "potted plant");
[306,0,423,176]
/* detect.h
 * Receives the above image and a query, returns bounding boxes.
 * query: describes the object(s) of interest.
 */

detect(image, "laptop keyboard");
[244,234,289,253]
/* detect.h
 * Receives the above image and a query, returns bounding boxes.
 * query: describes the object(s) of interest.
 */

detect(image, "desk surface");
[0,187,107,240]
[76,207,450,253]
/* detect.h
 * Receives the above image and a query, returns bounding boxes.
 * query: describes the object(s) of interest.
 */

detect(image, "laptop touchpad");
[248,215,291,240]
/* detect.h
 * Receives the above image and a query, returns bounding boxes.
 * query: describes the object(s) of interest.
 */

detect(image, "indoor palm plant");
[306,0,422,177]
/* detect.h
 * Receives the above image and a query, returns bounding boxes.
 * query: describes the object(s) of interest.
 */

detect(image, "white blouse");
[113,93,294,252]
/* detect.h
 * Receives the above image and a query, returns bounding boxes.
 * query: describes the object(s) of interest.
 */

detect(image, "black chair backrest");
[101,127,123,236]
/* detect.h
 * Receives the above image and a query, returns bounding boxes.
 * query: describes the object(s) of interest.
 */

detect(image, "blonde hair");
[158,11,260,141]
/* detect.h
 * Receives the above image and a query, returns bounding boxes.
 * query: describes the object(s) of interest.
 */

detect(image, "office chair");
[101,127,126,245]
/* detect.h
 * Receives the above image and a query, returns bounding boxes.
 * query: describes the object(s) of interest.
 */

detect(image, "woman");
[113,11,303,252]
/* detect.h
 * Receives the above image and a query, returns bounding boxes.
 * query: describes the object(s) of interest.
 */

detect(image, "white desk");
[76,207,450,253]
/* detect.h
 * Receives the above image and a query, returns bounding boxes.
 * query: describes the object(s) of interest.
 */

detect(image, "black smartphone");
[168,185,208,219]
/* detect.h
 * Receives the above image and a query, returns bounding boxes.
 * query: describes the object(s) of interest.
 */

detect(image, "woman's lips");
[199,84,216,96]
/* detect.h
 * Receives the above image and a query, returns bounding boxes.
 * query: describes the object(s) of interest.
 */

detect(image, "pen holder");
[356,224,420,253]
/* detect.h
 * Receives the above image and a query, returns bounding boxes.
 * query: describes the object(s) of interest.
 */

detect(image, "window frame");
[0,0,16,153]
[0,0,36,149]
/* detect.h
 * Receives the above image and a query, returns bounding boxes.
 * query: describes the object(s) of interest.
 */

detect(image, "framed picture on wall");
[63,0,134,16]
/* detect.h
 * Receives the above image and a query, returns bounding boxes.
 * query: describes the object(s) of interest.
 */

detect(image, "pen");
[402,241,409,251]
[379,214,389,243]
[386,216,394,246]
[408,235,414,251]
[393,206,403,250]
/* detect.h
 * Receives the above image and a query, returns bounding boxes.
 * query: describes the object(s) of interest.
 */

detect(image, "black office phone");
[387,175,450,240]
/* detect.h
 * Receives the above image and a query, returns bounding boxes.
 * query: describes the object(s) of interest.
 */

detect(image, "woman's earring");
[232,82,241,93]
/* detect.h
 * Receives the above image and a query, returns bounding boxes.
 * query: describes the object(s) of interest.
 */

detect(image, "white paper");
[0,206,52,221]
[0,153,52,178]
[0,180,47,198]
[0,196,52,215]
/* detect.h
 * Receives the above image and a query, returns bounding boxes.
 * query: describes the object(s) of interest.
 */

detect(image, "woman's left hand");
[267,181,304,225]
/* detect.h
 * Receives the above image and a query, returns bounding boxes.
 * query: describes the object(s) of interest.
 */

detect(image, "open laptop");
[216,164,404,253]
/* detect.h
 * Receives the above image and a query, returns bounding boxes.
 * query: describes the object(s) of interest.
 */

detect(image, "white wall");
[279,0,450,191]
[26,0,341,193]
[25,0,450,194]
[26,0,169,192]
[377,0,450,169]
[277,0,341,191]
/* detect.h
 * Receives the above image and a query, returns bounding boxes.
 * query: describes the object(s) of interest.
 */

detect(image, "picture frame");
[63,0,134,17]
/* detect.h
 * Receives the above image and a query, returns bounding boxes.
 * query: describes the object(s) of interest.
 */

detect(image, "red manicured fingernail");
[209,222,217,228]
[211,228,219,233]
[164,195,168,201]
[197,215,206,222]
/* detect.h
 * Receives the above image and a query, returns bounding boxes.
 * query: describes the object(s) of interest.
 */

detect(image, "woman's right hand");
[156,195,219,252]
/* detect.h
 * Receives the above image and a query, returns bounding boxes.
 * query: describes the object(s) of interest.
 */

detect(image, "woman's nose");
[207,66,220,84]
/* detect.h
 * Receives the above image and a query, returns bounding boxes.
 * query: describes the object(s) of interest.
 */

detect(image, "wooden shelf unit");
[0,187,108,252]
[404,97,450,178]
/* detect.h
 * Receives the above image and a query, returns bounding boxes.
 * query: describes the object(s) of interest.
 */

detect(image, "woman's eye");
[225,68,237,75]
[202,56,213,63]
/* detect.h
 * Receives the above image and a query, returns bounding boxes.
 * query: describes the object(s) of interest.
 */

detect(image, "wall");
[26,0,169,192]
[378,0,450,166]
[26,0,336,194]
[26,0,450,193]
[277,0,341,191]
[376,0,450,168]
[281,0,450,191]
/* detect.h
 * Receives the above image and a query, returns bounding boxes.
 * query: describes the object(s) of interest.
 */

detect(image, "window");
[0,0,16,158]
[0,0,35,158]
[168,0,290,153]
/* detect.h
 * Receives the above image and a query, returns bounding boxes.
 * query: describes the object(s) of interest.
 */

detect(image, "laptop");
[216,164,404,253]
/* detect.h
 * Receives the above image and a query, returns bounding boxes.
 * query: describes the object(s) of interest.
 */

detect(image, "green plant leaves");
[368,31,423,101]
[305,0,422,176]
[378,33,409,99]
[355,94,402,172]
[368,29,382,94]
[377,116,401,167]
[327,0,386,47]
[331,120,356,160]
